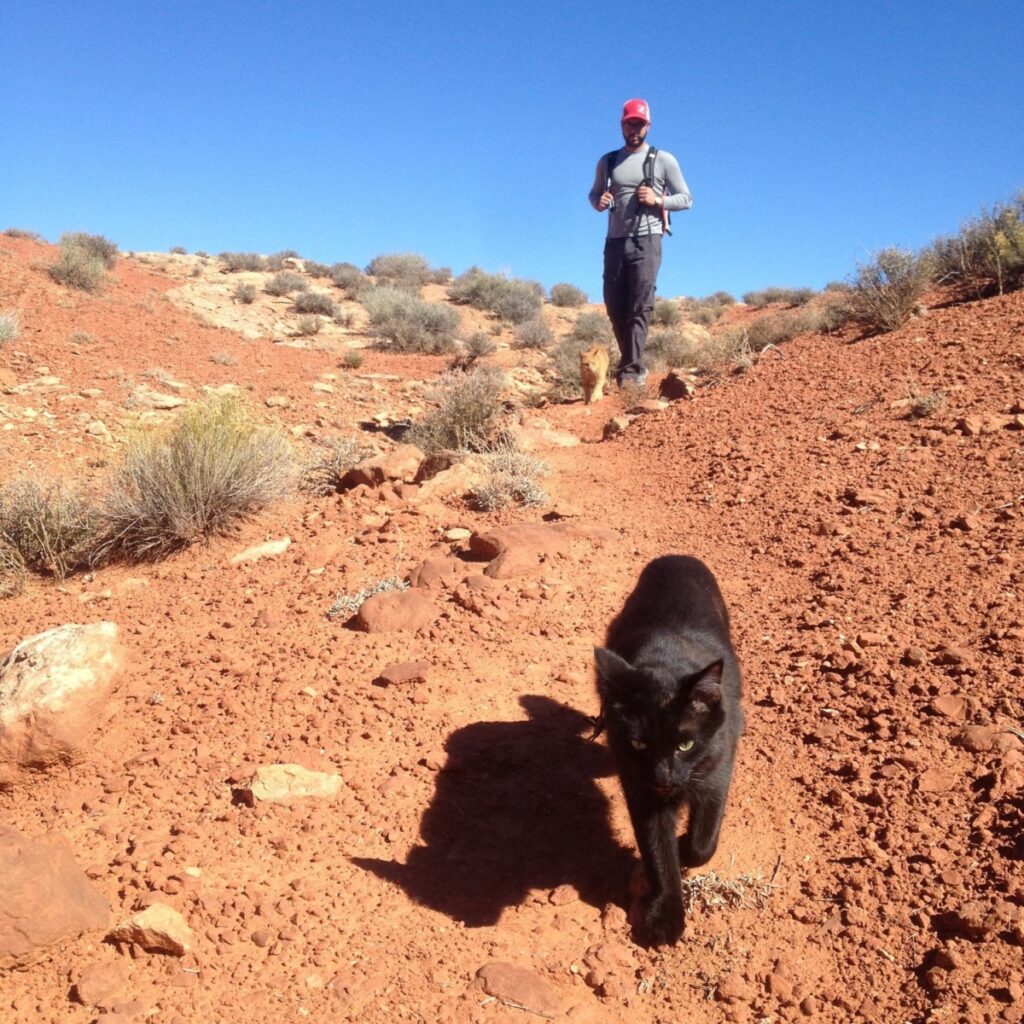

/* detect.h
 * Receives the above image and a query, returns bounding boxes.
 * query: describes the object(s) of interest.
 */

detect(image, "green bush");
[930,193,1024,296]
[220,252,268,272]
[848,247,933,332]
[550,283,587,307]
[407,366,509,453]
[449,267,544,323]
[366,252,433,289]
[0,478,98,578]
[293,290,338,317]
[330,262,368,297]
[0,310,19,344]
[265,270,308,296]
[91,395,296,562]
[514,317,553,349]
[362,286,460,353]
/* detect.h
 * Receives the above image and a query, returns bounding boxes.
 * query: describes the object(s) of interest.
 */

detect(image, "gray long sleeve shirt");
[588,144,692,237]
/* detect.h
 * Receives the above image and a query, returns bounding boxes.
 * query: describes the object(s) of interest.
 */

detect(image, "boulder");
[0,825,110,969]
[341,444,424,489]
[0,622,126,777]
[356,590,439,633]
[407,556,466,590]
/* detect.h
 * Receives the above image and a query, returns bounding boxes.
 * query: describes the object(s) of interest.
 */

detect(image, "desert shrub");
[431,266,453,285]
[652,299,682,326]
[0,478,98,578]
[61,232,118,268]
[645,327,704,369]
[0,310,20,344]
[571,310,614,344]
[301,435,367,494]
[448,267,543,324]
[327,576,407,621]
[464,331,497,360]
[170,246,187,255]
[726,309,819,353]
[293,290,338,317]
[330,262,368,297]
[907,388,946,419]
[468,444,549,510]
[210,352,237,366]
[233,283,257,304]
[514,317,553,350]
[3,227,42,240]
[550,282,587,307]
[91,395,296,562]
[366,252,433,289]
[407,366,509,453]
[362,286,460,353]
[742,286,815,308]
[220,252,268,272]
[0,538,27,597]
[48,235,109,291]
[548,333,620,402]
[340,349,364,369]
[848,247,933,332]
[334,309,356,328]
[295,315,322,336]
[930,193,1024,296]
[304,261,330,278]
[265,250,301,272]
[265,270,308,296]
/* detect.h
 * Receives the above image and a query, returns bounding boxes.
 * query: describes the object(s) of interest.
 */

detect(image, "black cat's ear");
[688,660,724,714]
[593,646,632,696]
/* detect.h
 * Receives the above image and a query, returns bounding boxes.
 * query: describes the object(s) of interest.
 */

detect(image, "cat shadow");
[352,694,633,927]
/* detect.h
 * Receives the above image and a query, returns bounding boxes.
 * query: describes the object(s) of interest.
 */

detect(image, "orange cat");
[580,344,610,404]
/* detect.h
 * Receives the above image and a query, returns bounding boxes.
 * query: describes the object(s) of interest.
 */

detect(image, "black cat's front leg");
[625,793,685,946]
[680,789,727,868]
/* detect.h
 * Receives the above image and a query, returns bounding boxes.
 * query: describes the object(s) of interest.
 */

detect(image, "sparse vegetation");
[362,286,460,354]
[304,261,331,278]
[464,331,497,360]
[220,252,268,273]
[232,283,257,304]
[742,286,815,308]
[408,366,509,453]
[170,246,187,255]
[0,310,20,344]
[301,435,367,494]
[549,283,587,307]
[907,388,946,419]
[3,227,42,240]
[0,538,27,598]
[0,478,98,578]
[570,310,614,344]
[365,252,434,290]
[930,192,1024,297]
[548,332,620,402]
[294,315,322,336]
[645,327,705,369]
[514,317,553,350]
[48,233,117,291]
[468,444,549,510]
[293,291,338,317]
[448,267,544,324]
[265,271,308,297]
[334,309,356,329]
[327,576,407,621]
[210,352,237,366]
[91,395,296,563]
[329,262,368,297]
[340,349,364,369]
[847,247,932,333]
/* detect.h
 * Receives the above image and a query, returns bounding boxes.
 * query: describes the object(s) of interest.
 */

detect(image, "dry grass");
[0,539,27,597]
[407,365,509,453]
[0,478,98,578]
[301,435,367,495]
[0,310,20,344]
[681,866,778,915]
[467,444,549,510]
[327,576,407,621]
[91,395,296,562]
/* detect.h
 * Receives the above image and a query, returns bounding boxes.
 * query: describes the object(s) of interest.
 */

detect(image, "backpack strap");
[603,149,619,189]
[642,146,658,186]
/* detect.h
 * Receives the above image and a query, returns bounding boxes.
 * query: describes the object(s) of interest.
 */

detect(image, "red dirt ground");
[1,236,1022,1024]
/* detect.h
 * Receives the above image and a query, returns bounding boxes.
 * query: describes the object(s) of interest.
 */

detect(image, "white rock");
[229,537,292,565]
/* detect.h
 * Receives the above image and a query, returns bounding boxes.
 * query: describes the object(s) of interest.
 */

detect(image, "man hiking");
[589,98,691,387]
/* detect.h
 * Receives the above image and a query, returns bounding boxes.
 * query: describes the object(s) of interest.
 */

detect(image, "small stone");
[929,695,966,719]
[251,929,273,948]
[602,415,633,439]
[716,972,753,1003]
[475,962,562,1016]
[72,961,129,1006]
[935,646,970,666]
[444,527,472,542]
[917,768,956,793]
[108,902,193,955]
[903,646,927,666]
[955,725,997,753]
[229,537,291,565]
[376,660,430,686]
[238,764,343,805]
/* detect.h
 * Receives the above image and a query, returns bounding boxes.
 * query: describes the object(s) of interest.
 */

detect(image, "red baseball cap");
[621,98,651,123]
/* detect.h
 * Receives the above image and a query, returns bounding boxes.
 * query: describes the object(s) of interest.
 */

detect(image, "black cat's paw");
[638,893,685,947]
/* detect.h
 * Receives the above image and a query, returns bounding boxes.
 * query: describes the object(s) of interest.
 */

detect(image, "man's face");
[621,117,649,148]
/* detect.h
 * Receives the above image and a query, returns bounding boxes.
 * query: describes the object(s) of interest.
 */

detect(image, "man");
[589,98,692,387]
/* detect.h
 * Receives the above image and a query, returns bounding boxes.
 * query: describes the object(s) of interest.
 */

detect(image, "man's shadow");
[353,694,633,926]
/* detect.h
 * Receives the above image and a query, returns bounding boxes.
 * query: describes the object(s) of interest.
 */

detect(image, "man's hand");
[597,190,614,211]
[636,185,661,207]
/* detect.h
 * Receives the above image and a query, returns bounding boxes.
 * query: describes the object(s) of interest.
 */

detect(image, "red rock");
[71,961,129,1006]
[474,962,562,1015]
[930,695,966,718]
[935,646,970,666]
[356,590,438,633]
[407,556,465,589]
[917,768,957,793]
[340,444,424,489]
[903,646,927,666]
[658,370,696,400]
[955,725,997,752]
[0,825,110,969]
[602,415,633,439]
[376,660,430,686]
[716,972,753,1002]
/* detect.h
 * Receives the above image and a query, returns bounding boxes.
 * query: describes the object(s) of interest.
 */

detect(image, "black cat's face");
[594,648,725,800]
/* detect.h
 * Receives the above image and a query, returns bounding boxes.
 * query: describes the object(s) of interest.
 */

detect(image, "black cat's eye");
[676,738,695,753]
[630,739,647,751]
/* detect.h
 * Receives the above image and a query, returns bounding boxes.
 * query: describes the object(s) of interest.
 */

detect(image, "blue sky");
[4,1,1022,302]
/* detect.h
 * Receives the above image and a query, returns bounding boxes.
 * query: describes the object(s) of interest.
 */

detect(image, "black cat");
[594,555,744,947]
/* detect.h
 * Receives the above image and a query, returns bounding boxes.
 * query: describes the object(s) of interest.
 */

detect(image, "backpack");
[604,146,671,236]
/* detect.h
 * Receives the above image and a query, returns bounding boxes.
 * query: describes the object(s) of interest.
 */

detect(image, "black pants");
[603,234,662,382]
